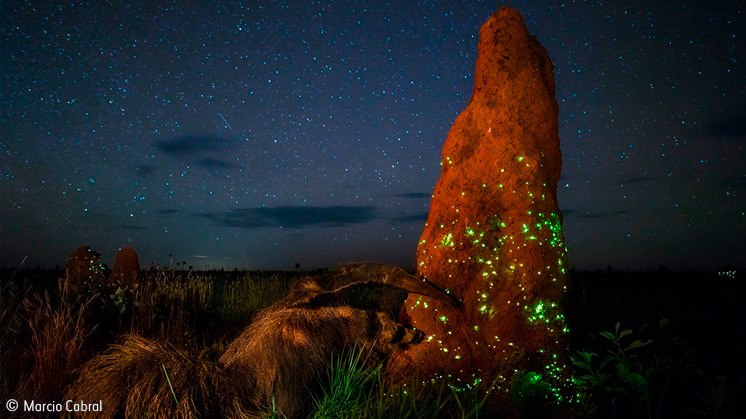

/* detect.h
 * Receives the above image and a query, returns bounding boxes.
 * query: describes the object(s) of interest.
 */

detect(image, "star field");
[1,1,744,270]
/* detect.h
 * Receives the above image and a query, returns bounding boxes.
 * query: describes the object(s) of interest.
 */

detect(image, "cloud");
[390,212,429,223]
[391,192,431,199]
[157,209,181,215]
[192,255,231,259]
[614,176,655,186]
[155,135,228,156]
[193,157,240,170]
[196,206,380,229]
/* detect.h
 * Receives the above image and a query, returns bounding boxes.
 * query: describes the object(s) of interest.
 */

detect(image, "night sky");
[1,1,744,271]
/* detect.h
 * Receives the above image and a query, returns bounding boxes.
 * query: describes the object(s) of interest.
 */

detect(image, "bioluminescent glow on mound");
[389,8,576,405]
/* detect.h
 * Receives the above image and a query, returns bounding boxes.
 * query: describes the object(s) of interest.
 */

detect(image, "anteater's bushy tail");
[65,334,225,418]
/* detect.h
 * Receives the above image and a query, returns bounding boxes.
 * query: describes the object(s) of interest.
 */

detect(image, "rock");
[392,7,571,399]
[65,246,106,290]
[111,246,140,286]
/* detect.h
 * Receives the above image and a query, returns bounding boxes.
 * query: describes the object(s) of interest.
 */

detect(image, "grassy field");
[1,267,743,417]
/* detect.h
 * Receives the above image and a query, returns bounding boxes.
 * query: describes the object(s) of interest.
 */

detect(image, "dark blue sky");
[1,1,744,270]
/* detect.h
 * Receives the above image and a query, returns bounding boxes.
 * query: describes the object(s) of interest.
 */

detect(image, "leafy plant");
[108,285,132,316]
[572,321,663,417]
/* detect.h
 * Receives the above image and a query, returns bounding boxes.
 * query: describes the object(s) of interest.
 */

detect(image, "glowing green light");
[536,212,565,249]
[516,155,525,162]
[441,233,454,248]
[718,270,737,279]
[526,300,550,324]
[439,315,448,323]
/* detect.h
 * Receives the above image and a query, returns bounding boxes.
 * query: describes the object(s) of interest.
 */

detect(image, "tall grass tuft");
[21,283,96,401]
[214,273,291,325]
[313,348,382,418]
[0,280,30,396]
[311,348,493,418]
[128,270,292,349]
[369,372,454,418]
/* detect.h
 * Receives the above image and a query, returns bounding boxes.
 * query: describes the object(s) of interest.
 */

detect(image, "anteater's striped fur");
[65,334,223,417]
[66,263,459,418]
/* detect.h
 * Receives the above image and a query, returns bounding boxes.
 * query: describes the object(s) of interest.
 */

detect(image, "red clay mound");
[111,246,140,286]
[391,7,571,399]
[65,245,106,290]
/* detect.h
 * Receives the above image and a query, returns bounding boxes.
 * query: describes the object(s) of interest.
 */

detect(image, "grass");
[24,288,94,401]
[1,267,744,417]
[0,268,297,411]
[313,348,382,418]
[162,363,180,406]
[1,280,96,403]
[313,348,495,418]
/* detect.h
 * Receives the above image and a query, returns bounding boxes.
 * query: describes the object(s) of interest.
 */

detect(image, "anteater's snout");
[402,328,424,345]
[391,325,425,345]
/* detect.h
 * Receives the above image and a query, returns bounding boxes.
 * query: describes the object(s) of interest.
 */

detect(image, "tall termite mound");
[111,246,140,285]
[394,7,571,400]
[65,245,106,289]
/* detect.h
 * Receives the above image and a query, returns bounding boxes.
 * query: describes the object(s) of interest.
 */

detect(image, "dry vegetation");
[1,267,744,417]
[1,268,296,415]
